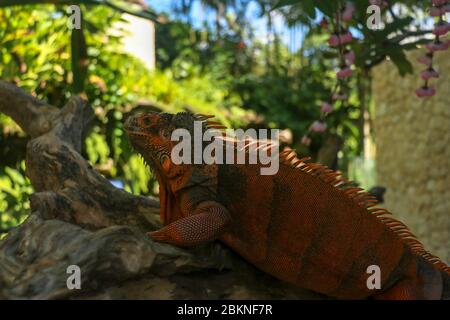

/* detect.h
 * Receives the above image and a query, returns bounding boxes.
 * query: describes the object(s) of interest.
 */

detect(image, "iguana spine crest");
[278,146,450,275]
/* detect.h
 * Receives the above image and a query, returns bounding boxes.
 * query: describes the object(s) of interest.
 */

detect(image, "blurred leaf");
[0,0,161,22]
[387,47,413,76]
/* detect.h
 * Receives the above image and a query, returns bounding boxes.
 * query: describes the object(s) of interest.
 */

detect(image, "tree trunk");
[0,81,324,300]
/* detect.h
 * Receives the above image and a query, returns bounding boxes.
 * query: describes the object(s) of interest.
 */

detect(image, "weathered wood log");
[0,80,324,300]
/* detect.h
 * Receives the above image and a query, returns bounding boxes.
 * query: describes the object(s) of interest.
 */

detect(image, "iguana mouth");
[124,130,148,137]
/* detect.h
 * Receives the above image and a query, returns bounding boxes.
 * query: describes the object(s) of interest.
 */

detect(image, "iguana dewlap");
[124,111,450,300]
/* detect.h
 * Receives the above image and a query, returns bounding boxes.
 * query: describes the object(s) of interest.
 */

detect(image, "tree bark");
[0,80,324,300]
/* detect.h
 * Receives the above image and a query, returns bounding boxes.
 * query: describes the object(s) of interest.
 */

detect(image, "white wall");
[115,14,155,70]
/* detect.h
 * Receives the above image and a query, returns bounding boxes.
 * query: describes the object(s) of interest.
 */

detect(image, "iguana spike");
[196,113,215,119]
[285,152,297,162]
[308,163,324,171]
[263,145,274,152]
[344,187,364,195]
[333,179,348,187]
[352,191,368,199]
[206,121,222,126]
[207,125,227,129]
[323,172,340,183]
[194,115,208,121]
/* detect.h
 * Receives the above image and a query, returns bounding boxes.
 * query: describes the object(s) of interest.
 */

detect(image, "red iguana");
[124,111,450,300]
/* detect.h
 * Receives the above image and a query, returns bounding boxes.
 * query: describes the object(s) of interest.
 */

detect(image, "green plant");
[0,4,250,232]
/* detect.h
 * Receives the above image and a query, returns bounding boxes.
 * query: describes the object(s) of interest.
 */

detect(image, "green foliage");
[0,162,32,232]
[0,4,247,231]
[0,0,160,22]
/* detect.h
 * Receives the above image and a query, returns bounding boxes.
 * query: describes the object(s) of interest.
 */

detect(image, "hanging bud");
[310,121,328,133]
[328,34,340,47]
[328,32,353,47]
[416,86,436,97]
[337,67,353,78]
[433,21,450,36]
[320,18,329,29]
[301,135,312,146]
[332,92,349,101]
[344,50,356,65]
[369,0,389,8]
[430,6,444,16]
[426,39,450,52]
[341,2,355,22]
[432,0,446,6]
[417,54,433,67]
[421,68,439,80]
[320,102,334,114]
[340,32,353,45]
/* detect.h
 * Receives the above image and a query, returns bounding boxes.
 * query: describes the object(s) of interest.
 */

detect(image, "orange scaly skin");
[124,111,450,300]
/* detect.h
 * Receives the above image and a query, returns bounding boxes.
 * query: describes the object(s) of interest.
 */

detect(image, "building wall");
[372,50,450,263]
[116,14,155,70]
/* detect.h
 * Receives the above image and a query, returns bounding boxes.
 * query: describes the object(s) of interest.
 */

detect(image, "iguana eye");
[139,116,152,127]
[160,129,170,140]
[160,154,169,165]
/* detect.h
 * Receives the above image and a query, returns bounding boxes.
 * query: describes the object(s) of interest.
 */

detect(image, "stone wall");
[372,49,450,263]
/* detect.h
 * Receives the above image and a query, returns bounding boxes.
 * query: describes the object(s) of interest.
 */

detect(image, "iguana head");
[124,111,174,173]
[124,111,215,174]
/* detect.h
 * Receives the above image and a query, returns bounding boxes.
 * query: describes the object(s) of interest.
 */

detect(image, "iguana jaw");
[123,114,148,137]
[124,113,172,177]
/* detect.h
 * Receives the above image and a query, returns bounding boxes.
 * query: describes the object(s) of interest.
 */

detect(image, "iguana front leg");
[148,201,231,247]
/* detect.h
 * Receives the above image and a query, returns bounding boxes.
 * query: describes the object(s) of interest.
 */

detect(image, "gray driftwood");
[0,80,324,300]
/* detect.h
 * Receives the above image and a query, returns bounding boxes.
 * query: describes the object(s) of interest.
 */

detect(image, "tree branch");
[0,81,323,300]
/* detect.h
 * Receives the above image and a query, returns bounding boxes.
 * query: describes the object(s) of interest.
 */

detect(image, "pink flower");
[337,67,353,78]
[319,18,329,29]
[432,0,446,6]
[340,32,353,45]
[328,35,340,47]
[426,40,450,52]
[341,3,355,22]
[433,22,450,36]
[421,68,439,80]
[344,50,356,65]
[369,0,389,8]
[301,135,311,146]
[417,54,433,67]
[444,4,450,13]
[310,121,327,133]
[328,32,353,47]
[430,6,444,17]
[332,92,349,101]
[416,86,436,98]
[320,102,333,114]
